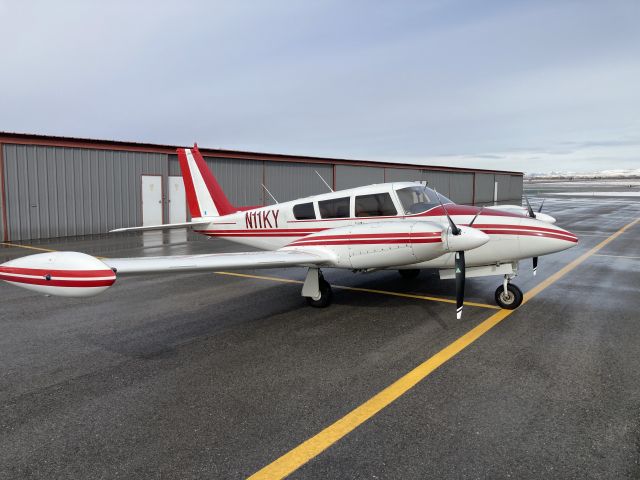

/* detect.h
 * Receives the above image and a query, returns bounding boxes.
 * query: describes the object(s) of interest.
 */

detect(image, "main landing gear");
[302,268,333,308]
[494,274,523,309]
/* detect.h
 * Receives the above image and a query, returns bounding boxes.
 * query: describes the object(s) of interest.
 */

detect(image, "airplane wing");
[102,250,331,274]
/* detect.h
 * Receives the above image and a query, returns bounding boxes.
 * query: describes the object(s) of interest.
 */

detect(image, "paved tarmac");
[1,189,639,479]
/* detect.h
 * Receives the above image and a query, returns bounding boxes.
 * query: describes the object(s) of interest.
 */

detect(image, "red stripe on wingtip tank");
[0,266,116,278]
[0,274,115,287]
[177,148,202,218]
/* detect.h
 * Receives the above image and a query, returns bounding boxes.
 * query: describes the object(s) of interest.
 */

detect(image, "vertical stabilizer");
[177,144,236,218]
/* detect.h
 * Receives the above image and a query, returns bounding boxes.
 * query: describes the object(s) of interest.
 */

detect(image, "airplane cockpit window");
[396,186,453,215]
[293,202,316,220]
[318,197,350,219]
[355,193,397,217]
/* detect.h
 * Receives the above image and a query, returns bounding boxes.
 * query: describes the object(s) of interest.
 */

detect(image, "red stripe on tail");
[177,148,202,218]
[191,145,236,216]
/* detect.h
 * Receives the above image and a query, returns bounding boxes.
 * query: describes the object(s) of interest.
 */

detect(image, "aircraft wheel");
[398,269,420,280]
[306,278,333,308]
[494,283,523,310]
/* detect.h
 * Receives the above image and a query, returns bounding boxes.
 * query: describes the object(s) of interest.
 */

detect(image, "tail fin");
[177,144,236,217]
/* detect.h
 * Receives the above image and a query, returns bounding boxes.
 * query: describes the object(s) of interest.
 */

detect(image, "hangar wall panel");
[169,155,263,207]
[335,165,384,190]
[474,173,495,204]
[447,172,474,205]
[509,175,523,201]
[422,171,450,198]
[264,162,333,206]
[495,174,521,202]
[384,168,426,182]
[4,144,167,240]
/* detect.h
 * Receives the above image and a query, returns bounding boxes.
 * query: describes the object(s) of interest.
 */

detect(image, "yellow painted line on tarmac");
[247,216,640,480]
[214,271,498,310]
[0,242,57,253]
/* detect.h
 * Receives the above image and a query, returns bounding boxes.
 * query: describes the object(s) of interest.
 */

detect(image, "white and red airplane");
[0,145,578,318]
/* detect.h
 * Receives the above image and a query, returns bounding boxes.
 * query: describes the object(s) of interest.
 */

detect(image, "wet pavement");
[1,186,639,479]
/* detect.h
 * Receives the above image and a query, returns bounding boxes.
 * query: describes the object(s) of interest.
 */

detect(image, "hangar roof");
[0,131,522,176]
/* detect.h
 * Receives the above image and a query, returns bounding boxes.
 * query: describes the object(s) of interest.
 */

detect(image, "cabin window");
[318,197,350,219]
[355,192,397,217]
[293,202,316,220]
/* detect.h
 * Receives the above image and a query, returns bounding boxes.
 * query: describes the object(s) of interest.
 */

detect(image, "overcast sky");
[1,0,638,173]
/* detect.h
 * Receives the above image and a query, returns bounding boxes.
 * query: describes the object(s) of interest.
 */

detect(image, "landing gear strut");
[494,274,523,309]
[302,268,333,308]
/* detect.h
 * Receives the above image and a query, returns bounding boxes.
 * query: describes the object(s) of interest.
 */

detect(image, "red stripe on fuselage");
[288,238,442,246]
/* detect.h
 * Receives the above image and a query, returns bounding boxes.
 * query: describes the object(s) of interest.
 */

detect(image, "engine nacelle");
[0,251,116,297]
[288,221,446,269]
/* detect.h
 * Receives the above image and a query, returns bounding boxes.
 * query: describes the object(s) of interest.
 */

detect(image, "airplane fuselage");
[193,182,577,270]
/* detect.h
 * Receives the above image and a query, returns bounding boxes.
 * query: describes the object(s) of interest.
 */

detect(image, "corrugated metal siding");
[474,173,495,204]
[384,168,426,182]
[264,162,333,205]
[509,175,523,200]
[495,174,512,202]
[0,145,5,241]
[422,171,450,197]
[448,173,474,205]
[4,144,167,240]
[169,154,263,207]
[335,165,384,190]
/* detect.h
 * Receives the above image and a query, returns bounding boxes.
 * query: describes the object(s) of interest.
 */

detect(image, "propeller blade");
[469,207,484,226]
[538,199,545,213]
[455,251,466,319]
[533,256,538,276]
[434,190,460,235]
[523,193,535,218]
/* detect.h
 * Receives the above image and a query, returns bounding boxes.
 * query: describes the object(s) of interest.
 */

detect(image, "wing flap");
[103,250,331,275]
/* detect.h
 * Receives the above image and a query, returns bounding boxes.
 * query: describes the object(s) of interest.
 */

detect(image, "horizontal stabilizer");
[110,220,210,233]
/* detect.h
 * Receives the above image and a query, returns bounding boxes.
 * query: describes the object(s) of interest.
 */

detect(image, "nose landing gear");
[495,274,523,309]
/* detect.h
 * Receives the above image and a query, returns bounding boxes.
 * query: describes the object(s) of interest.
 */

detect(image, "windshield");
[396,186,453,215]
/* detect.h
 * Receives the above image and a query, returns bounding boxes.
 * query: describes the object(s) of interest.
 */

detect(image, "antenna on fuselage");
[261,184,279,204]
[315,170,334,192]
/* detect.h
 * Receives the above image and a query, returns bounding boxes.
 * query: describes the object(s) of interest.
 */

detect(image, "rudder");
[177,144,236,218]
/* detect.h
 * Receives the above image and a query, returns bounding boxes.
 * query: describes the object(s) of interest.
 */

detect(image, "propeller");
[538,199,545,213]
[434,190,465,319]
[523,193,539,275]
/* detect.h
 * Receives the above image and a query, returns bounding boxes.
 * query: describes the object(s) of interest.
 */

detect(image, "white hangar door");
[141,175,163,226]
[168,176,187,223]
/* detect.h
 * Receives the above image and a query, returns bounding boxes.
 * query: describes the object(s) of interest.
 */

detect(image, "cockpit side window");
[396,186,452,215]
[318,197,350,219]
[355,193,397,217]
[293,202,316,220]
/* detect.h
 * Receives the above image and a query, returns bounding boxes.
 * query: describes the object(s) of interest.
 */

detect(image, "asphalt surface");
[1,186,639,479]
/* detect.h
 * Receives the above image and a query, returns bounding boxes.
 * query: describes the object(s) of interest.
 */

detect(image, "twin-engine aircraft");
[0,145,578,318]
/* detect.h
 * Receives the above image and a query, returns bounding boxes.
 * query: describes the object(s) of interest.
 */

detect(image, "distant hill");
[525,168,640,180]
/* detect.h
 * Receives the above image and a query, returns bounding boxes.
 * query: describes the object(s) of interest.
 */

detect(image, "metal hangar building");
[0,132,523,241]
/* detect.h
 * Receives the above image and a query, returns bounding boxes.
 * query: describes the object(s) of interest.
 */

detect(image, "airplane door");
[168,176,187,223]
[141,175,163,226]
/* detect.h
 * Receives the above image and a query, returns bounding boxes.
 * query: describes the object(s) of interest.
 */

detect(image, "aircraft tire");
[494,283,523,309]
[306,278,333,308]
[398,269,420,280]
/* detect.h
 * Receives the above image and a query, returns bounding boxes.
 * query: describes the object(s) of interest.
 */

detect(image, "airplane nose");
[519,220,578,257]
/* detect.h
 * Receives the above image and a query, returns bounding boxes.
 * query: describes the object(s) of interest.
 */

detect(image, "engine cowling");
[0,251,116,297]
[287,221,447,269]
